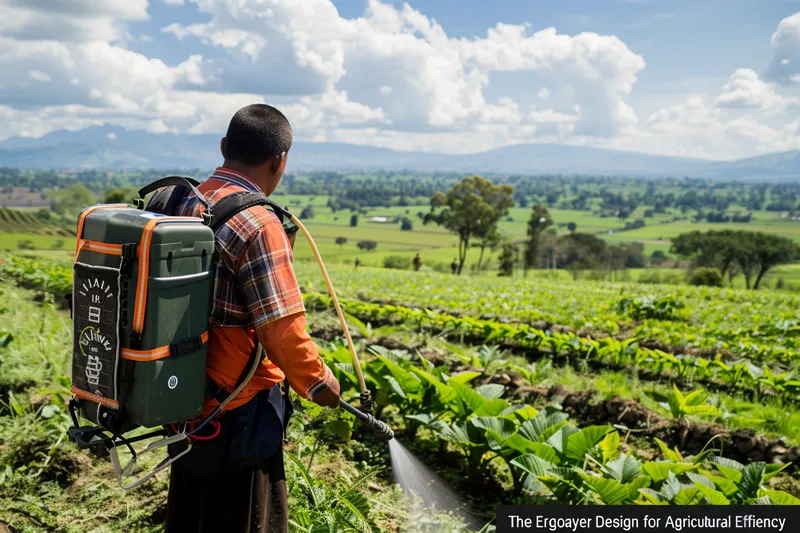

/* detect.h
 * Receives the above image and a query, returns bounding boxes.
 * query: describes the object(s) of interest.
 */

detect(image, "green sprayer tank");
[72,205,214,431]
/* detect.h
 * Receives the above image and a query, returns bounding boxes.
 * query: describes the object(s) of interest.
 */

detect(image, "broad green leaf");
[501,436,560,463]
[500,404,538,421]
[698,470,738,498]
[547,424,580,457]
[439,422,480,446]
[565,425,613,462]
[451,382,486,414]
[476,384,506,399]
[407,365,456,403]
[626,476,651,500]
[641,462,698,483]
[519,412,567,443]
[384,376,407,400]
[673,487,703,505]
[763,490,800,505]
[448,371,482,385]
[737,462,766,501]
[603,454,641,484]
[682,404,720,417]
[599,432,620,463]
[579,473,631,505]
[655,438,683,463]
[472,417,517,442]
[510,454,557,477]
[682,389,706,406]
[324,420,352,442]
[539,474,584,504]
[695,483,730,505]
[473,398,511,417]
[638,488,665,504]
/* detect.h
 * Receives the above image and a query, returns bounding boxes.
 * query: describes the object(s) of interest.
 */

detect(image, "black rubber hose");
[339,399,394,441]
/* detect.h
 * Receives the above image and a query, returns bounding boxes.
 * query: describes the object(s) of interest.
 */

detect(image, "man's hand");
[312,376,341,408]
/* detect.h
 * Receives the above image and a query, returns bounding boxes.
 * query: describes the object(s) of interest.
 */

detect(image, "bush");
[350,214,358,227]
[17,239,35,250]
[688,267,724,287]
[382,256,412,270]
[618,296,684,321]
[400,217,413,231]
[776,278,785,290]
[356,240,378,251]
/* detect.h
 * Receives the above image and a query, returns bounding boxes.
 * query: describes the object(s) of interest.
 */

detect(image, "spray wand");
[289,213,394,441]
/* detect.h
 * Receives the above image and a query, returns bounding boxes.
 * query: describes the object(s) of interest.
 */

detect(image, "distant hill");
[0,126,798,181]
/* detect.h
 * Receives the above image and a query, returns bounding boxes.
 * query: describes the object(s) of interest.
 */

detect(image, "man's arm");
[256,313,340,407]
[236,210,340,407]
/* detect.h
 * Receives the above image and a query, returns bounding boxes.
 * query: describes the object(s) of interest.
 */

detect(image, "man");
[413,253,422,271]
[165,104,340,533]
[451,258,458,275]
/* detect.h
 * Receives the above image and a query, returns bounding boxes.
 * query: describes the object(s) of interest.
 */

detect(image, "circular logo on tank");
[167,376,179,390]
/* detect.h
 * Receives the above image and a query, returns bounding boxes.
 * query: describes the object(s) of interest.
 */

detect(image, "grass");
[0,281,474,533]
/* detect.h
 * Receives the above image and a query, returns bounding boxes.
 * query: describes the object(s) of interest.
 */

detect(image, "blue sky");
[2,0,800,159]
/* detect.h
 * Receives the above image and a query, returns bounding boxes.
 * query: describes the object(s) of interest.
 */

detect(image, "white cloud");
[715,68,796,113]
[0,0,148,43]
[766,12,800,84]
[164,0,186,4]
[1,0,799,160]
[28,70,51,82]
[161,0,644,138]
[107,132,117,140]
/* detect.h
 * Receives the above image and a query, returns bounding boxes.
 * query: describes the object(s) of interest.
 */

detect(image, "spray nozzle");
[339,399,394,441]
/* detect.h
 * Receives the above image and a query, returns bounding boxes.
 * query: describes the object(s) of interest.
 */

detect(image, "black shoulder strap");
[209,191,294,233]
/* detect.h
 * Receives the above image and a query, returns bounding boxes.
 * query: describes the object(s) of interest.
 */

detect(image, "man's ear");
[269,152,288,177]
[219,137,226,159]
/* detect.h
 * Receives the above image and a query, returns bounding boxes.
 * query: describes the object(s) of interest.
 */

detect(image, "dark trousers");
[165,450,288,533]
[165,385,292,533]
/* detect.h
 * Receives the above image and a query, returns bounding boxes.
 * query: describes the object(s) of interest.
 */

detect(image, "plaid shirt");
[175,167,334,401]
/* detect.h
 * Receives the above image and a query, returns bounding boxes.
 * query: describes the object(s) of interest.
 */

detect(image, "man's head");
[220,104,293,195]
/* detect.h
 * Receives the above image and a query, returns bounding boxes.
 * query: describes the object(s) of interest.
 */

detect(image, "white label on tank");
[139,212,165,219]
[168,376,178,389]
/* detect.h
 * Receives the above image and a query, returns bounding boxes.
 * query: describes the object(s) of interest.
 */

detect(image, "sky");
[2,0,800,160]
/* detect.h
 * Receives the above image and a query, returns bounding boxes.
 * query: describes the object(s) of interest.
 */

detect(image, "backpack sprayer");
[67,177,392,490]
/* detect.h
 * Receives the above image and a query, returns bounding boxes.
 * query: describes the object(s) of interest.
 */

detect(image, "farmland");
[2,252,800,532]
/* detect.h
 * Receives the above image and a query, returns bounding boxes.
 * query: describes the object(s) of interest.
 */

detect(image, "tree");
[350,214,359,227]
[557,232,607,279]
[671,230,798,289]
[356,240,378,251]
[104,188,133,204]
[335,237,347,249]
[524,204,552,274]
[400,217,413,231]
[650,250,668,266]
[300,205,315,219]
[497,239,517,277]
[567,221,577,233]
[426,175,514,274]
[748,233,798,289]
[51,183,96,216]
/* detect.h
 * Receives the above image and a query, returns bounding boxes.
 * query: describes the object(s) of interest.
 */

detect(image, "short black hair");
[223,104,293,165]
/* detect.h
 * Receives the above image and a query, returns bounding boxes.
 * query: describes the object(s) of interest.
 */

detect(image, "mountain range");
[1,126,798,181]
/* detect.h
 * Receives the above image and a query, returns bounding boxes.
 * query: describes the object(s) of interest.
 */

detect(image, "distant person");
[354,257,361,270]
[413,253,422,271]
[450,258,458,275]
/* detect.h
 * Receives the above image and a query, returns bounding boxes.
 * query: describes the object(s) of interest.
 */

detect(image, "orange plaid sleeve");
[237,209,338,401]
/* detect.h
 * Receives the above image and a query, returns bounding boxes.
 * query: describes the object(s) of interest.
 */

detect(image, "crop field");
[1,253,800,533]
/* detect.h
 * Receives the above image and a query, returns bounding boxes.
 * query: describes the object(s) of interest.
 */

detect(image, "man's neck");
[220,160,264,192]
